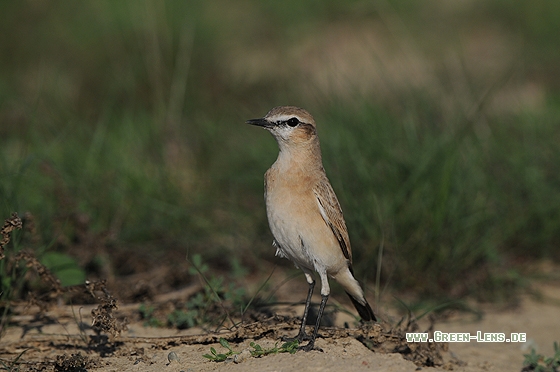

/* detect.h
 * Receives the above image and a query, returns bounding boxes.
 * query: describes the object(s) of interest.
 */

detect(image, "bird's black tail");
[347,292,376,322]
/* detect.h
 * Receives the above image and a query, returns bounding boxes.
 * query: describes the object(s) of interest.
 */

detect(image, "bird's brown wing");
[313,178,352,262]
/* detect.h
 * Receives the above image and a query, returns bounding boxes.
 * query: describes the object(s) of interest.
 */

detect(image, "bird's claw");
[282,332,312,343]
[299,342,323,352]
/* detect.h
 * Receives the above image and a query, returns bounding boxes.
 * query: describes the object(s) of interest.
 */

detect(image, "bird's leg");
[300,294,328,352]
[283,274,315,343]
[300,270,329,351]
[296,277,315,341]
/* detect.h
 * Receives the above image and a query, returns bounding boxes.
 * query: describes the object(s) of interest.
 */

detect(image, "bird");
[246,106,376,351]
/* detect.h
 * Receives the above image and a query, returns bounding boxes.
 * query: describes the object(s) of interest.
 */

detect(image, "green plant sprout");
[250,339,299,357]
[522,342,560,372]
[202,338,239,362]
[203,338,300,362]
[138,304,164,327]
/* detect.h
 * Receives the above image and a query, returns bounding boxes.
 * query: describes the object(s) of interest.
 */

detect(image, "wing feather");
[313,178,352,262]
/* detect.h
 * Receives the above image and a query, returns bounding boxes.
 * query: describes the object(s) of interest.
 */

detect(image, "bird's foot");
[299,341,323,352]
[282,332,312,343]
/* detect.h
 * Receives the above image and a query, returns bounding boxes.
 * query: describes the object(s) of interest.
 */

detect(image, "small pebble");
[521,339,538,352]
[233,349,252,364]
[168,351,180,363]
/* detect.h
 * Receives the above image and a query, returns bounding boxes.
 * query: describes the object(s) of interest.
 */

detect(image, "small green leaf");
[219,338,231,350]
[40,252,86,286]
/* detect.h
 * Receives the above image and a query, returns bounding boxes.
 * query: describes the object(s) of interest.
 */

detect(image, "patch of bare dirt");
[1,274,559,372]
[1,213,559,371]
[0,287,451,371]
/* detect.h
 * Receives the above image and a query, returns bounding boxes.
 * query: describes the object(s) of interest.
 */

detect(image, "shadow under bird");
[247,106,376,351]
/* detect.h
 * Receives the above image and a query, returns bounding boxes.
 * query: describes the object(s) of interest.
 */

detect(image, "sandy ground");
[1,279,558,372]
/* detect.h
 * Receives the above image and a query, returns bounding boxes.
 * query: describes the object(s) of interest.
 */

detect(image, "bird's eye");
[287,117,299,127]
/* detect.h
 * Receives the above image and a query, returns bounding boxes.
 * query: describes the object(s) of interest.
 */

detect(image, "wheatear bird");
[247,106,376,351]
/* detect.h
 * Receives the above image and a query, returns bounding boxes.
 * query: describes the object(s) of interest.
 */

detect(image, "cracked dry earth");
[0,279,559,372]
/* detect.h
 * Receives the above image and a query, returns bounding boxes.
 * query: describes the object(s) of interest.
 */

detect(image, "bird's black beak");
[246,118,270,127]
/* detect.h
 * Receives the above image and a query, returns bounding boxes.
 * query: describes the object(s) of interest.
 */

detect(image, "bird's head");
[246,106,318,146]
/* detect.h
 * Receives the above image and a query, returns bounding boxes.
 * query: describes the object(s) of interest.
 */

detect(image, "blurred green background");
[1,0,559,302]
